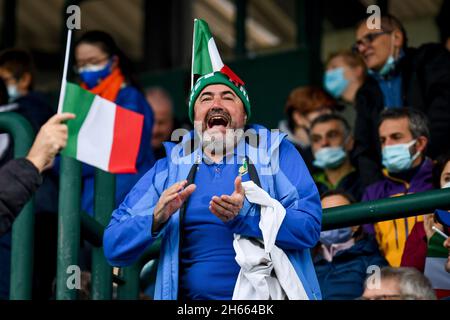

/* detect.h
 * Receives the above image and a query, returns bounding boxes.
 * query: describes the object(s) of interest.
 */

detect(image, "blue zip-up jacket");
[104,125,322,300]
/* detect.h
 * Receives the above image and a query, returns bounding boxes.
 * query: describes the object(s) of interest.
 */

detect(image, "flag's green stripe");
[60,82,96,158]
[427,232,449,258]
[193,19,213,75]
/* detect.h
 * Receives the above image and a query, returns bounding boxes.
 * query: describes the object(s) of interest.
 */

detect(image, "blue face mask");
[313,146,347,169]
[323,67,349,98]
[382,139,420,173]
[78,59,113,89]
[320,227,353,246]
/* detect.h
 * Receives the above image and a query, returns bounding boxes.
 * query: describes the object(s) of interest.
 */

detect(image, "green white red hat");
[188,19,251,123]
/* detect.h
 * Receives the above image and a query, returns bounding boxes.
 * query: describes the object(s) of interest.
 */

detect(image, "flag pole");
[57,29,73,113]
[191,19,197,89]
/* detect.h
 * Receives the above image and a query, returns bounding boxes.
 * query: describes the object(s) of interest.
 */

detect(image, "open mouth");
[206,113,231,129]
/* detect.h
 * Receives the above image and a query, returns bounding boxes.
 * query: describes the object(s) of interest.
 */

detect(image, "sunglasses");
[352,30,391,53]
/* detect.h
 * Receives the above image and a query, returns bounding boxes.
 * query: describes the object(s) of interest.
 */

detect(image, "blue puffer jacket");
[103,125,322,300]
[314,235,388,300]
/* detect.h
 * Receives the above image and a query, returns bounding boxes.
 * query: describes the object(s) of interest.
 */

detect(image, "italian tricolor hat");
[188,19,251,123]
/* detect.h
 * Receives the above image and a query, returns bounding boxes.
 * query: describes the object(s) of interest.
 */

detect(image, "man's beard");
[201,127,244,157]
[195,108,244,157]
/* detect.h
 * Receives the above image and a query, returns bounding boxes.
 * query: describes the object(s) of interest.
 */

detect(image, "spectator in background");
[360,267,436,300]
[0,49,54,134]
[362,108,433,267]
[313,191,387,300]
[310,114,362,201]
[280,86,337,173]
[0,50,57,300]
[352,14,450,187]
[323,50,366,129]
[402,152,450,273]
[145,87,176,160]
[73,31,155,215]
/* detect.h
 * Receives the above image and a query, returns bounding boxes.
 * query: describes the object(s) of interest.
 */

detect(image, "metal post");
[91,169,115,300]
[322,188,450,230]
[235,0,247,57]
[0,113,35,300]
[56,156,81,300]
[117,263,141,300]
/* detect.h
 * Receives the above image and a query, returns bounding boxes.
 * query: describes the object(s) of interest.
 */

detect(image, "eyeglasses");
[352,30,391,53]
[74,56,110,73]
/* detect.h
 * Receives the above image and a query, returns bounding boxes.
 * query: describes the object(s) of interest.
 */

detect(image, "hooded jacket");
[103,125,322,300]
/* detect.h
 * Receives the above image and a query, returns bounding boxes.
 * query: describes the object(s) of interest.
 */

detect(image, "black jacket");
[354,43,450,187]
[0,158,42,236]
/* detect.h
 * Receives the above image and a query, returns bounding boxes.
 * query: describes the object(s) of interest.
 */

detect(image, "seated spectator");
[323,50,366,128]
[0,49,54,134]
[360,267,436,300]
[362,108,433,267]
[402,152,450,272]
[0,49,59,300]
[313,190,387,300]
[310,114,362,201]
[145,87,178,160]
[280,86,337,172]
[352,14,450,187]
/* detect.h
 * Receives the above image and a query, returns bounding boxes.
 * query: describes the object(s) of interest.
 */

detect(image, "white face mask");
[7,84,21,102]
[442,181,450,189]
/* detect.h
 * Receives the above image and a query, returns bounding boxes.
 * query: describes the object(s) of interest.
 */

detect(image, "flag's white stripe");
[76,96,116,171]
[208,38,224,71]
[424,257,450,290]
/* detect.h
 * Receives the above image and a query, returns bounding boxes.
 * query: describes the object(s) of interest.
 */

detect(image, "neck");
[342,81,361,103]
[324,158,353,185]
[204,149,224,163]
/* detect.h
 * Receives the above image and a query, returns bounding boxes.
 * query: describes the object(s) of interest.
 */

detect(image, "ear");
[344,135,354,152]
[415,136,428,154]
[18,72,32,93]
[392,30,404,49]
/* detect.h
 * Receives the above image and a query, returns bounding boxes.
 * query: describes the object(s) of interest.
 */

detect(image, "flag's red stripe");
[435,289,450,299]
[108,106,144,174]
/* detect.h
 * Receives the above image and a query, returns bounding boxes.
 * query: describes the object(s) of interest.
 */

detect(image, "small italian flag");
[191,19,244,88]
[60,82,143,173]
[424,232,450,299]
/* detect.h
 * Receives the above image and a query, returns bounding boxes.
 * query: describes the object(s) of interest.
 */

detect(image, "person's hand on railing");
[26,113,75,173]
[152,180,196,233]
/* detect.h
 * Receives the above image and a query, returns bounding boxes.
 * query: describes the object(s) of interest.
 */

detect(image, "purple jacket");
[361,158,434,266]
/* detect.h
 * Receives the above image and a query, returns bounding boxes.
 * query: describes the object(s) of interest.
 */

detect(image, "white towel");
[232,180,309,300]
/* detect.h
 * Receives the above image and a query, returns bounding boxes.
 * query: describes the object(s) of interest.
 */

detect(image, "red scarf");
[81,68,125,102]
